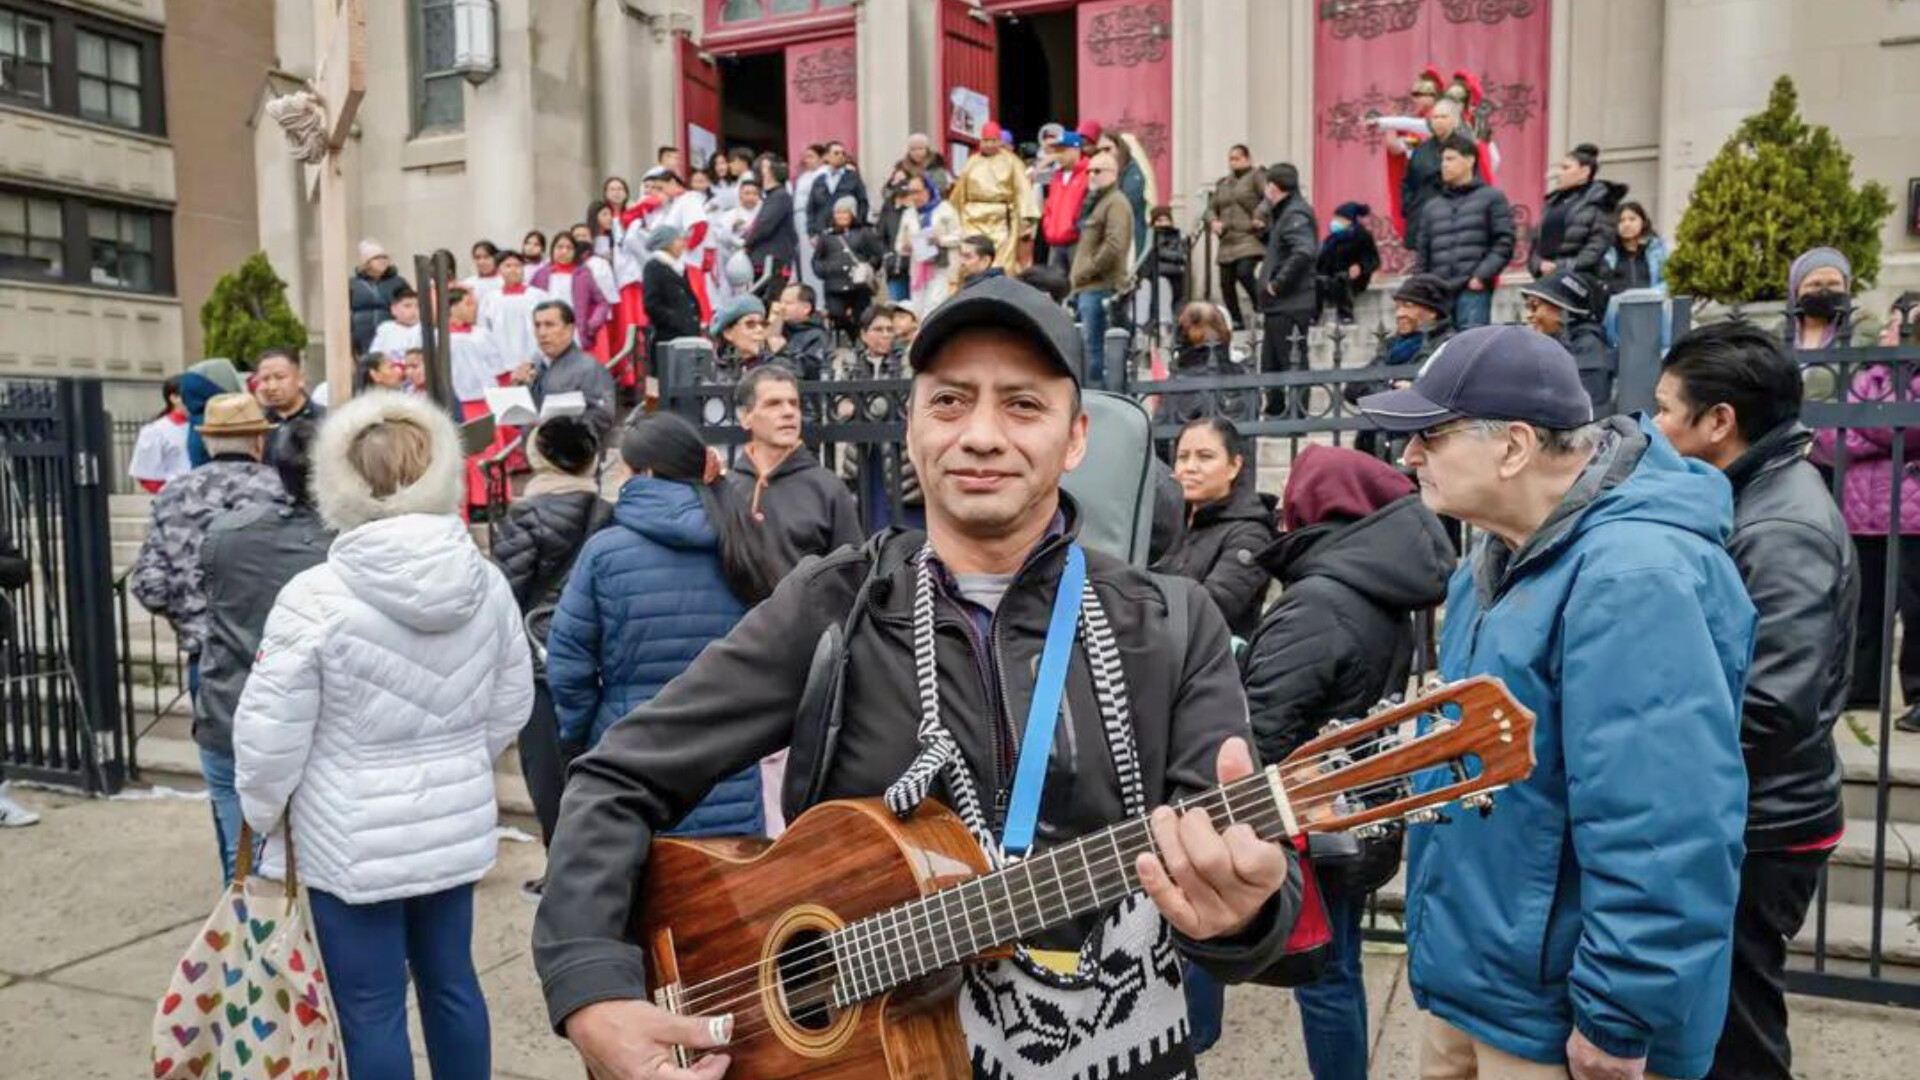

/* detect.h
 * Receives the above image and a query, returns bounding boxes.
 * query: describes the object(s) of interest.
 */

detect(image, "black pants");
[518,682,576,847]
[1220,256,1261,332]
[1849,535,1920,707]
[1261,310,1310,417]
[1319,273,1358,322]
[1706,849,1827,1080]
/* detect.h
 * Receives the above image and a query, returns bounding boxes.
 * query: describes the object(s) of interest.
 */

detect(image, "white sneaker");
[0,785,41,828]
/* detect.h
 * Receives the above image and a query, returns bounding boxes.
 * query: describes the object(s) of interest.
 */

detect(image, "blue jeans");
[197,746,243,883]
[1295,892,1369,1080]
[1075,289,1112,385]
[309,884,490,1080]
[887,277,910,303]
[1182,960,1225,1054]
[1452,287,1493,329]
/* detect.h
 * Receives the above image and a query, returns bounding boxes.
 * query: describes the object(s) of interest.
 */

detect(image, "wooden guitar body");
[634,799,991,1080]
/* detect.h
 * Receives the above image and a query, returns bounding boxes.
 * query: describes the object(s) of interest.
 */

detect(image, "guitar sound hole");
[775,928,836,1032]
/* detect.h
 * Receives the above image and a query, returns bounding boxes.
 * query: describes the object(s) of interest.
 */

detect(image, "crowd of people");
[51,102,1907,1080]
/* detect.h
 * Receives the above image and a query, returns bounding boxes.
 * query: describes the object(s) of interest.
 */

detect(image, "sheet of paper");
[484,385,537,427]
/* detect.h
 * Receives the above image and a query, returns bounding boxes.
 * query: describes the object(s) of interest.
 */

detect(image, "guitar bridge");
[650,927,692,1070]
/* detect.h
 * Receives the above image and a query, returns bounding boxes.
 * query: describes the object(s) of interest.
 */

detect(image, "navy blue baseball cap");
[1357,325,1593,433]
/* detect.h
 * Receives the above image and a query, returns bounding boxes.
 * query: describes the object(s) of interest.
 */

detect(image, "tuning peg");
[1365,696,1402,716]
[1405,808,1453,826]
[1318,718,1349,737]
[1461,792,1496,818]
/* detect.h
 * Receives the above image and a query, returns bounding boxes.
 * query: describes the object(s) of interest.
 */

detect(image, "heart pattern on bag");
[150,880,344,1080]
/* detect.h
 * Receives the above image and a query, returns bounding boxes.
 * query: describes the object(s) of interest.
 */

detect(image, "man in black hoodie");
[1653,323,1859,1080]
[725,364,863,577]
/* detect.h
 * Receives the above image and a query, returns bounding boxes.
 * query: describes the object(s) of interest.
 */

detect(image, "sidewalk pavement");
[2,785,1914,1079]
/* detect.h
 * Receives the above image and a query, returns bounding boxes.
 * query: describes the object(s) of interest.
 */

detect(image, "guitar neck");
[827,767,1293,1005]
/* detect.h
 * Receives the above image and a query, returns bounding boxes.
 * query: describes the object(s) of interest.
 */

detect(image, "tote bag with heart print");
[150,823,347,1080]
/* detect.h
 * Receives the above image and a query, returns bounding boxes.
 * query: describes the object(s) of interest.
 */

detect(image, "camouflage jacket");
[130,457,283,655]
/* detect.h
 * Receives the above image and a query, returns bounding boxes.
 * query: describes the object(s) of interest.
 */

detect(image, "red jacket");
[1041,158,1091,247]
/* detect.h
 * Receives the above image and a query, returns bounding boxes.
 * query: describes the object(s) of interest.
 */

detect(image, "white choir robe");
[479,284,551,373]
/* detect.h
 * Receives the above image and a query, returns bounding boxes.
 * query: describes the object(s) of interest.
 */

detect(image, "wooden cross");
[308,0,366,405]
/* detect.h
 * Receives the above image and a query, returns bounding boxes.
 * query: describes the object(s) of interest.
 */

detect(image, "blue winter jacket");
[545,477,764,837]
[1405,416,1755,1079]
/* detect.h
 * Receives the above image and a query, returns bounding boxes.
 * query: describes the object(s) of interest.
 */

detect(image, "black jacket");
[1243,494,1452,892]
[744,185,799,269]
[813,224,887,296]
[1413,180,1515,289]
[1724,423,1858,850]
[1399,138,1445,251]
[1316,225,1381,293]
[1260,192,1319,316]
[195,500,334,755]
[1561,317,1616,416]
[1528,179,1625,279]
[641,257,703,344]
[1151,478,1276,638]
[349,266,411,356]
[533,506,1304,1033]
[725,446,864,579]
[775,316,832,381]
[492,489,611,615]
[805,168,871,238]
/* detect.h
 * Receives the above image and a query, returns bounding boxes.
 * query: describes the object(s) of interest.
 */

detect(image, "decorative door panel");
[1077,0,1174,198]
[785,34,859,170]
[1313,0,1551,274]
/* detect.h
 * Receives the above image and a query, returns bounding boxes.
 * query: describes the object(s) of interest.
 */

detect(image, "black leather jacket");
[533,501,1303,1033]
[1724,423,1858,850]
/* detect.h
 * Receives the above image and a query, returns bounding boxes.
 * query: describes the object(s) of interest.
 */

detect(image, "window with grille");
[413,0,463,132]
[0,7,51,107]
[0,190,62,278]
[76,27,144,129]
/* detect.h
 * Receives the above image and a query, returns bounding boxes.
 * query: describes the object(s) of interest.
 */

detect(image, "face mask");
[1798,288,1850,321]
[1330,220,1351,233]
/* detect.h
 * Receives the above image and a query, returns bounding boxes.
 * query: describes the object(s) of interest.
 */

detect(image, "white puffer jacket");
[233,391,535,904]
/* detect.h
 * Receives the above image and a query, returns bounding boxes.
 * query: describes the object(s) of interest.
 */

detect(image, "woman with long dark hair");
[1602,199,1668,294]
[1150,416,1275,638]
[544,412,780,835]
[128,374,190,493]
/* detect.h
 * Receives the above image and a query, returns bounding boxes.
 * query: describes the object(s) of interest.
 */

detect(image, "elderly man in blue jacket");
[1360,326,1755,1080]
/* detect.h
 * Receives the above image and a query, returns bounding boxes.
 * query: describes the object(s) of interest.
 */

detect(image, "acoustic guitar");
[633,676,1535,1079]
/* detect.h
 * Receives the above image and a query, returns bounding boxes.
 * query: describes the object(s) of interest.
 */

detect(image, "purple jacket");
[1811,364,1920,535]
[531,262,611,347]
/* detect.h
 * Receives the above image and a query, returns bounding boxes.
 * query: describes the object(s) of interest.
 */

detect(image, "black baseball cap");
[1358,325,1593,433]
[906,274,1083,384]
[1520,269,1606,321]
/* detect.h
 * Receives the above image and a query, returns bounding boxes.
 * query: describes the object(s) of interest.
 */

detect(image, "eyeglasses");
[738,317,767,329]
[1409,419,1480,448]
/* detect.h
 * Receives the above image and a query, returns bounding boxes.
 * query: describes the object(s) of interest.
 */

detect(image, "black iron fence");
[0,379,126,794]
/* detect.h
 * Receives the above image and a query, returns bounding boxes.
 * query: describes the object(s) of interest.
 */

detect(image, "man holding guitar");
[534,274,1304,1080]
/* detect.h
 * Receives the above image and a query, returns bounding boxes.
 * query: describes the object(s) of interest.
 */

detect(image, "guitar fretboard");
[826,767,1292,1005]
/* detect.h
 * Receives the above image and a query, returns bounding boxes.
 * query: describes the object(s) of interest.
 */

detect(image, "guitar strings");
[705,791,1344,1054]
[672,761,1441,1021]
[670,765,1439,1020]
[669,746,1450,1018]
[664,718,1421,1010]
[666,716,1442,1015]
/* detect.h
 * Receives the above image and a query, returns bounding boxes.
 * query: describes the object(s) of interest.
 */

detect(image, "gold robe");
[949,149,1037,268]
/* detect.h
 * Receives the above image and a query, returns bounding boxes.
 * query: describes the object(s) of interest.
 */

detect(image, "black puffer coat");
[1243,494,1453,894]
[1529,179,1626,278]
[1413,180,1515,289]
[1151,476,1276,638]
[492,488,613,616]
[348,265,411,356]
[1260,192,1319,316]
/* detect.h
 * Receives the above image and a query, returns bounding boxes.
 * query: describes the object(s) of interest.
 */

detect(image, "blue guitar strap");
[1000,543,1086,857]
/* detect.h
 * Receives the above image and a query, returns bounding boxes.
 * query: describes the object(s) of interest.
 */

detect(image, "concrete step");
[1840,727,1920,825]
[1829,818,1920,908]
[110,493,154,516]
[132,732,540,836]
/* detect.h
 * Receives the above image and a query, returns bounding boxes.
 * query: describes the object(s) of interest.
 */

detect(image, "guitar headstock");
[1274,676,1535,836]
